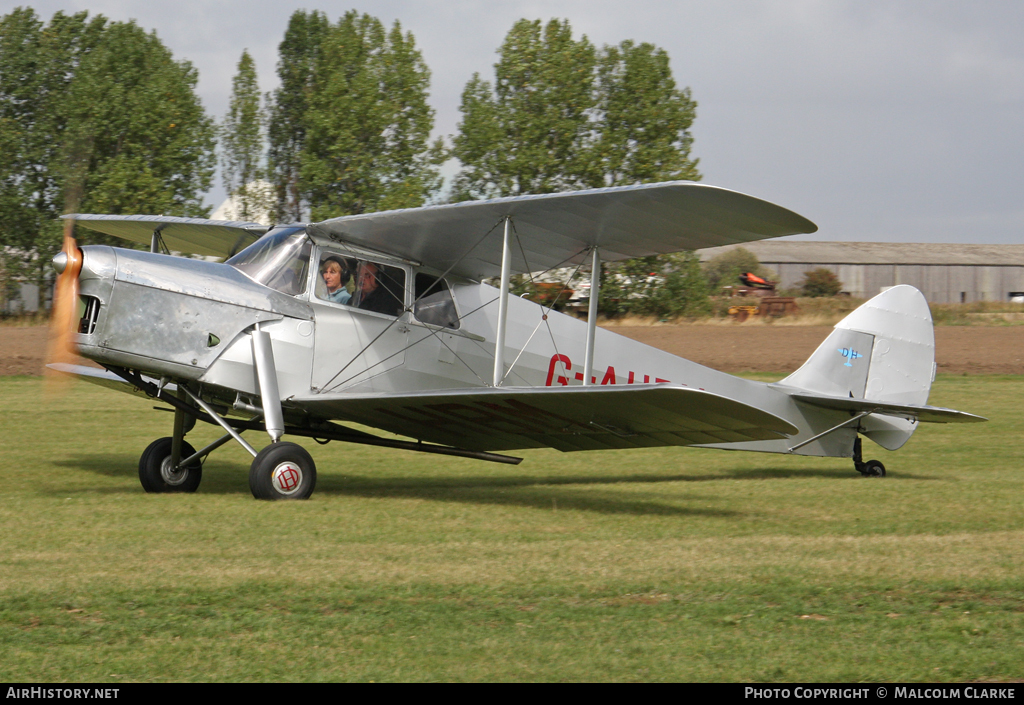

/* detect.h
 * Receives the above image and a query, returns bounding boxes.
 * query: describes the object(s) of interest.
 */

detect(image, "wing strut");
[583,247,601,386]
[493,216,513,386]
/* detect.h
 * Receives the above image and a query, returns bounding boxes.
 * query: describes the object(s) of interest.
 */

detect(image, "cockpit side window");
[351,260,406,317]
[414,273,460,329]
[226,227,311,296]
[313,250,407,318]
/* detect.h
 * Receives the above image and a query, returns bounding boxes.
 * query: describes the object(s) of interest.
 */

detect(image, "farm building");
[698,242,1024,304]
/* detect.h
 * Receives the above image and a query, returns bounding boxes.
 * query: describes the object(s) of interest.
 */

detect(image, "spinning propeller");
[45,216,83,390]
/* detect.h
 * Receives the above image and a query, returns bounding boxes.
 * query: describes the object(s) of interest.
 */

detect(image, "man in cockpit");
[353,261,401,316]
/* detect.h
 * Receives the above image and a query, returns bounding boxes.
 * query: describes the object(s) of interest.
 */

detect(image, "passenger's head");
[357,261,379,294]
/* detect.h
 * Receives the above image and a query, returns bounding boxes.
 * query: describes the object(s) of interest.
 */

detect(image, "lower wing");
[294,385,799,452]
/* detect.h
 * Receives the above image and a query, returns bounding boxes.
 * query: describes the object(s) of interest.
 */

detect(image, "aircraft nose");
[52,251,68,274]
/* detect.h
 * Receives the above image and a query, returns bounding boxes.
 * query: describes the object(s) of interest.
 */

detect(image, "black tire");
[249,442,316,500]
[863,459,886,477]
[139,437,202,493]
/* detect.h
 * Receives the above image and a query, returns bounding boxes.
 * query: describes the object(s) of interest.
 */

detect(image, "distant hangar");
[698,242,1024,304]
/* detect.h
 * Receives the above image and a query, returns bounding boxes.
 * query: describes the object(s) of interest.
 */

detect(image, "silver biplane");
[48,181,984,500]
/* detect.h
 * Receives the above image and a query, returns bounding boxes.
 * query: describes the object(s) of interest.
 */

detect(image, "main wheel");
[139,437,203,493]
[863,459,886,477]
[249,442,316,500]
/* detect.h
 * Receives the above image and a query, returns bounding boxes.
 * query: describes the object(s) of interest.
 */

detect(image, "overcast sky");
[11,0,1024,244]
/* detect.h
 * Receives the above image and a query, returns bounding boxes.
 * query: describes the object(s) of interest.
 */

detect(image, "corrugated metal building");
[698,242,1024,303]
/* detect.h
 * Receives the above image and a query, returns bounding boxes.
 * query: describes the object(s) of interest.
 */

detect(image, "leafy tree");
[645,252,711,318]
[266,10,329,222]
[298,12,444,220]
[219,50,270,221]
[67,21,215,220]
[454,18,707,319]
[0,8,215,297]
[702,246,774,292]
[451,19,596,200]
[0,9,106,292]
[454,18,704,319]
[452,20,699,199]
[596,252,709,319]
[589,40,700,187]
[799,268,843,297]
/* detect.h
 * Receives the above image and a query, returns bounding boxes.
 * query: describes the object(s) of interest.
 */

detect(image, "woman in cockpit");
[320,255,352,305]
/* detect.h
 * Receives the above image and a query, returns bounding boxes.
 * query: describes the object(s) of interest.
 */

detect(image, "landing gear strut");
[852,437,886,477]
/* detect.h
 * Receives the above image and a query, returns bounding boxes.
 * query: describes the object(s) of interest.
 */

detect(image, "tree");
[702,246,774,292]
[590,40,700,187]
[66,21,215,220]
[454,18,706,317]
[452,20,700,199]
[0,9,106,293]
[799,268,843,297]
[596,252,709,319]
[451,19,596,200]
[0,9,215,298]
[266,10,329,222]
[297,12,443,220]
[219,50,270,221]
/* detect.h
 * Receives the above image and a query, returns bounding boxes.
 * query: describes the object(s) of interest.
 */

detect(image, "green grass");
[1,374,1022,682]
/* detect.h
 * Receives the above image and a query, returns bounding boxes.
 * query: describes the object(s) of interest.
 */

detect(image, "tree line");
[0,8,707,316]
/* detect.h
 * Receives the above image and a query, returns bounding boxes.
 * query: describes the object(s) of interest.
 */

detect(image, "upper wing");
[294,384,800,452]
[788,392,987,423]
[64,214,269,258]
[307,181,817,281]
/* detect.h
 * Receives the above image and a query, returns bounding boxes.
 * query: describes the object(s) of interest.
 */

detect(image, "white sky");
[10,0,1024,243]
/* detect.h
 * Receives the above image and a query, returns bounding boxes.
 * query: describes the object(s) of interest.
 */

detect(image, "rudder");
[780,285,935,450]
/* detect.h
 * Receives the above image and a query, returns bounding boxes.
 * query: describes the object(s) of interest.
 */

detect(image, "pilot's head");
[321,256,348,292]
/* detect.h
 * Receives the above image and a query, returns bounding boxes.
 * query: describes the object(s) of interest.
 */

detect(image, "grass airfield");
[0,374,1022,682]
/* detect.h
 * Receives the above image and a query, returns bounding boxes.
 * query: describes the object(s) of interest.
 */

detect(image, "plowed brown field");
[3,323,1021,377]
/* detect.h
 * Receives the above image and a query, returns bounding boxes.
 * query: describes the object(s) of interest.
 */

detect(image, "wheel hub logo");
[275,465,300,492]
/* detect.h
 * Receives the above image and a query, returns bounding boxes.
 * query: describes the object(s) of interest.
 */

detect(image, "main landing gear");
[135,381,317,501]
[852,437,886,477]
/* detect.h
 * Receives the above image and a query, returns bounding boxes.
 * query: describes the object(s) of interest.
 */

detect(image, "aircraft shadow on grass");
[49,454,940,516]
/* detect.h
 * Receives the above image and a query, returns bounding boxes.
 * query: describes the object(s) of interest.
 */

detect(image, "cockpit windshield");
[226,226,311,296]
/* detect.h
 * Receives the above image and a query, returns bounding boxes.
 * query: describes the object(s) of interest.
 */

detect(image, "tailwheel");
[851,437,885,477]
[862,460,886,478]
[139,437,203,493]
[249,442,316,500]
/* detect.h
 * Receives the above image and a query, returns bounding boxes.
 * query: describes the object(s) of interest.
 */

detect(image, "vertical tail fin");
[780,285,935,450]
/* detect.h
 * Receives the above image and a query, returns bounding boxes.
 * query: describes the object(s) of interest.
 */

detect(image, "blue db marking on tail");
[838,347,863,367]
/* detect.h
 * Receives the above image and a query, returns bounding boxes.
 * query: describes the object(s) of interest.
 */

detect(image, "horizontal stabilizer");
[295,384,800,452]
[64,214,269,258]
[787,391,986,424]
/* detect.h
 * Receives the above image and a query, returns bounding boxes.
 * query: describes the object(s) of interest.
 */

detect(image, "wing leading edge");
[307,181,818,281]
[294,384,800,453]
